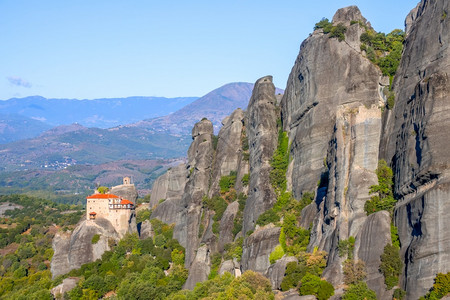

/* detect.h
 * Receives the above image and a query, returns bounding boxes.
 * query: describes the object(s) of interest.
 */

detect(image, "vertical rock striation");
[381,0,450,298]
[281,6,392,297]
[242,76,278,235]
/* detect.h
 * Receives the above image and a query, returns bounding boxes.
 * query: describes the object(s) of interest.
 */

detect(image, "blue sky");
[0,0,414,100]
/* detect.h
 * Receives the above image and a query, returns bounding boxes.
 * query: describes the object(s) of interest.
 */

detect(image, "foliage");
[391,224,400,248]
[269,245,285,264]
[137,208,152,224]
[342,281,377,300]
[360,28,405,105]
[338,236,355,259]
[314,18,333,33]
[97,186,109,194]
[393,288,406,300]
[421,272,450,299]
[169,271,274,300]
[380,243,403,290]
[241,173,250,186]
[314,17,347,42]
[219,171,237,193]
[212,134,219,151]
[343,259,367,285]
[202,195,228,236]
[208,253,222,280]
[330,23,347,41]
[256,209,280,226]
[364,160,396,215]
[64,221,187,299]
[223,237,244,262]
[270,129,290,193]
[231,193,247,238]
[299,272,334,300]
[0,194,83,299]
[281,249,328,292]
[91,234,100,244]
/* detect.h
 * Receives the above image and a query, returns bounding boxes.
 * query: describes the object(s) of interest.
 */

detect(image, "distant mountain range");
[0,96,197,143]
[133,82,284,134]
[0,82,283,199]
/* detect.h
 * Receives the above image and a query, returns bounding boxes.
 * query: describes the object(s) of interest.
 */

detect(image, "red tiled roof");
[89,212,97,215]
[87,193,119,199]
[120,199,133,205]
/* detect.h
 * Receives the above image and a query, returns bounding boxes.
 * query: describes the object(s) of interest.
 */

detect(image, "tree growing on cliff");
[364,160,396,215]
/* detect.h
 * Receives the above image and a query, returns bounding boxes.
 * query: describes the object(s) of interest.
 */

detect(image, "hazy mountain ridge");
[133,82,283,134]
[0,95,198,143]
[0,114,52,143]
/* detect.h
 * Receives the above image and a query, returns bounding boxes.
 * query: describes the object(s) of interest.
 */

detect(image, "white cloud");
[7,76,32,88]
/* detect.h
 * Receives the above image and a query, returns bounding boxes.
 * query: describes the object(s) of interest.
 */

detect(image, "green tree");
[342,282,377,300]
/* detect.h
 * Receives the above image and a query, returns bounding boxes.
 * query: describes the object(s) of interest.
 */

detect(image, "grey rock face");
[110,183,138,204]
[243,76,278,235]
[218,201,239,252]
[355,211,392,299]
[51,277,80,298]
[51,219,119,278]
[266,256,297,289]
[218,259,241,276]
[380,1,450,298]
[150,163,188,208]
[139,219,153,239]
[208,109,245,198]
[183,245,211,290]
[182,119,214,268]
[280,6,390,291]
[281,6,383,198]
[241,225,280,274]
[396,182,450,299]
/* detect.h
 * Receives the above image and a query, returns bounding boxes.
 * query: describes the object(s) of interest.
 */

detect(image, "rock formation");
[51,218,119,278]
[381,0,450,298]
[242,76,278,235]
[50,1,450,298]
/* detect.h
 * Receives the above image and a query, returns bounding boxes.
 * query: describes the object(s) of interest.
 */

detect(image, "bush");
[219,172,237,193]
[256,209,280,226]
[338,236,355,259]
[330,23,347,41]
[314,18,333,33]
[343,259,367,285]
[241,173,250,186]
[342,282,377,300]
[380,244,403,289]
[393,288,406,300]
[364,160,396,215]
[91,234,100,244]
[269,245,284,264]
[299,273,334,300]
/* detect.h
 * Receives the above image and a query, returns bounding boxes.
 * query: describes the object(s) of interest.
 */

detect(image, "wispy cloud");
[7,76,32,88]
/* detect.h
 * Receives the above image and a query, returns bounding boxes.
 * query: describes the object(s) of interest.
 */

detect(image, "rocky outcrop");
[149,163,188,208]
[183,245,211,290]
[138,219,153,240]
[281,6,383,197]
[182,119,215,268]
[266,256,297,289]
[51,218,119,278]
[218,259,241,276]
[241,225,280,274]
[110,183,138,204]
[218,201,239,252]
[208,109,245,197]
[51,277,80,298]
[279,6,393,294]
[355,211,392,299]
[242,76,278,235]
[379,0,450,298]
